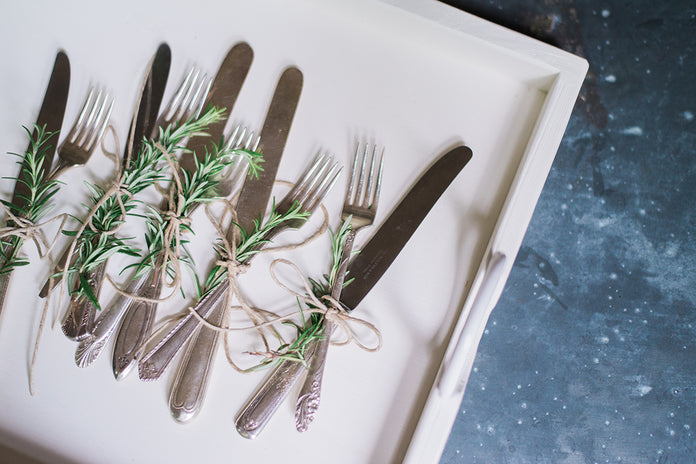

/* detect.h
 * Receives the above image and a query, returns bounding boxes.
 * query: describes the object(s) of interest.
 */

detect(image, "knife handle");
[235,349,315,439]
[75,273,147,369]
[137,281,228,381]
[61,263,106,341]
[169,299,226,423]
[111,269,163,380]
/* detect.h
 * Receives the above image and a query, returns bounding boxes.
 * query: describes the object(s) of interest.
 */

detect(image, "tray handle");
[437,251,507,397]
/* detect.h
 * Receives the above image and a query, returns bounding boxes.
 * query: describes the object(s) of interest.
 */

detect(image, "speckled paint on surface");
[439,1,696,463]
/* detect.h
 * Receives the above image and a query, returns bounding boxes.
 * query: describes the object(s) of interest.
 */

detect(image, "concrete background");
[438,1,695,463]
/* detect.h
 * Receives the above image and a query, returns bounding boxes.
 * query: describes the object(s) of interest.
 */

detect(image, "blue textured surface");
[439,1,696,463]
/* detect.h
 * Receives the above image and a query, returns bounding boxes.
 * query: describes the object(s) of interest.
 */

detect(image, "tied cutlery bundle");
[0,52,70,317]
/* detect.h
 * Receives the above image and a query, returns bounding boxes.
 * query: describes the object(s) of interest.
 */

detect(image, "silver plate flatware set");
[1,41,473,438]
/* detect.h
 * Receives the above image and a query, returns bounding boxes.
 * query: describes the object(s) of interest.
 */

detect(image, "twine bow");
[0,203,68,262]
[269,258,382,352]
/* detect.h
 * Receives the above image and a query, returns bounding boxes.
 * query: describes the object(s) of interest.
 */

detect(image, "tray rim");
[0,1,588,463]
[382,1,588,462]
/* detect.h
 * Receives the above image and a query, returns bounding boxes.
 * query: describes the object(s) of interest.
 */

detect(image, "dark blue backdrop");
[438,1,696,462]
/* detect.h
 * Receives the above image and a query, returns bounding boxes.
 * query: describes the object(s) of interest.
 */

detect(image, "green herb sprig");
[251,218,354,369]
[133,137,264,282]
[203,200,310,293]
[0,125,61,275]
[61,106,226,301]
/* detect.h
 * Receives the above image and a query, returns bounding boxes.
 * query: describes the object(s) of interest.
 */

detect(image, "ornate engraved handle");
[74,273,148,368]
[168,300,226,423]
[137,281,228,381]
[235,344,317,439]
[61,263,106,341]
[295,229,356,431]
[111,268,165,379]
[294,321,335,431]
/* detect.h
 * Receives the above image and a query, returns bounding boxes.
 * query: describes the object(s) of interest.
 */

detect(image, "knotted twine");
[31,124,132,394]
[103,140,191,304]
[0,203,68,262]
[1,189,69,396]
[268,258,382,352]
[178,195,381,371]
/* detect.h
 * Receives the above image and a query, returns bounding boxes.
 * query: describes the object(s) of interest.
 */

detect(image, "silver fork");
[295,143,384,431]
[56,88,116,341]
[137,154,342,383]
[234,144,383,439]
[65,70,211,345]
[49,87,114,179]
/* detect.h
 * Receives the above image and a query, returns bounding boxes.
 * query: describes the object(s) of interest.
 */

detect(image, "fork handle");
[294,229,356,431]
[236,345,317,439]
[47,158,74,181]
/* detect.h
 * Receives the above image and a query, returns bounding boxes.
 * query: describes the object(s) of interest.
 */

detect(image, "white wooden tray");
[0,1,587,463]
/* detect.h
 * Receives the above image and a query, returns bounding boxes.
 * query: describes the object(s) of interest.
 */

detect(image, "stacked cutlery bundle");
[0,42,472,437]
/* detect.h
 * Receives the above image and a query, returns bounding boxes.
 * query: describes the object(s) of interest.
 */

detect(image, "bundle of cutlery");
[1,42,473,437]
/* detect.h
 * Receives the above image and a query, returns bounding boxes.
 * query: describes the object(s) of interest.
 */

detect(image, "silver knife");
[110,43,254,380]
[61,43,171,341]
[0,51,70,316]
[234,145,473,439]
[167,67,303,423]
[137,66,304,383]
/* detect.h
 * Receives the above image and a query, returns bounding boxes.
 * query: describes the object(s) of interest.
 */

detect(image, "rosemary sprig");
[255,219,354,368]
[203,200,310,293]
[309,217,355,296]
[0,125,61,275]
[62,106,226,300]
[133,138,264,280]
[247,306,325,371]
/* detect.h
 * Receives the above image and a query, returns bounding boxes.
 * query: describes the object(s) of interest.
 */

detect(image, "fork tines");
[286,154,341,213]
[158,67,212,131]
[217,124,261,196]
[225,125,261,152]
[346,143,384,210]
[68,87,114,153]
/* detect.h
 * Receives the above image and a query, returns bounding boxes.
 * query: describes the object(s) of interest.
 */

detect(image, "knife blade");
[111,43,253,380]
[137,66,304,384]
[61,43,171,341]
[12,51,70,206]
[123,43,171,170]
[234,145,473,439]
[340,145,473,309]
[0,51,70,315]
[234,66,303,234]
[178,42,253,173]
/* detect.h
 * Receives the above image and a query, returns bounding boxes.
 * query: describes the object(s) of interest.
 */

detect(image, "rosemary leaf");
[63,107,226,298]
[0,125,61,275]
